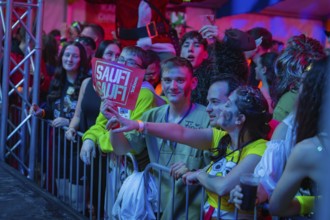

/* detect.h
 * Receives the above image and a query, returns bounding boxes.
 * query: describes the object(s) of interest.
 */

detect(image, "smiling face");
[161,66,196,104]
[62,45,80,73]
[102,43,121,61]
[206,81,230,128]
[180,38,208,69]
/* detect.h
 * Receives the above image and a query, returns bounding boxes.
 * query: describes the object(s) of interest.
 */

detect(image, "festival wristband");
[136,120,145,132]
[296,196,315,215]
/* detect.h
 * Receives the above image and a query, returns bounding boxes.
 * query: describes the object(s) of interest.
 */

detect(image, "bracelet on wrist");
[136,120,145,132]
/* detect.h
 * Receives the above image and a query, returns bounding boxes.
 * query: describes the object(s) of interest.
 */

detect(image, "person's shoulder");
[82,77,92,84]
[81,77,92,88]
[189,103,210,120]
[279,90,298,102]
[293,138,320,158]
[271,121,289,140]
[244,139,267,156]
[193,103,208,111]
[212,128,227,137]
[254,139,268,151]
[290,137,322,169]
[139,87,154,97]
[142,104,168,118]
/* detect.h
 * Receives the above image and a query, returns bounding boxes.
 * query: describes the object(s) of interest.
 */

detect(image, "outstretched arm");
[106,106,214,150]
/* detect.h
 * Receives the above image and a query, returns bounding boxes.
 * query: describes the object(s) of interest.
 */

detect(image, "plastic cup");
[240,173,260,211]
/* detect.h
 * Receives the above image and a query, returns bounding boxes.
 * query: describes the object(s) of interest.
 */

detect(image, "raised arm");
[106,106,214,150]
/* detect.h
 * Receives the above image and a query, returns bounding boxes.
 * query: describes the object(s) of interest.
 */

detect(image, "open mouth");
[187,55,195,62]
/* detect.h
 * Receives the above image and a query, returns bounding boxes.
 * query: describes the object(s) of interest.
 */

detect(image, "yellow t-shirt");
[207,128,267,212]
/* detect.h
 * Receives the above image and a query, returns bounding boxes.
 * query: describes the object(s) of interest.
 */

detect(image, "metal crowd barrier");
[32,119,201,220]
[34,118,139,220]
[7,114,261,220]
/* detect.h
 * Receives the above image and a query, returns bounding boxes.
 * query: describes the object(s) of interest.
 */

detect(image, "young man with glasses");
[80,46,165,165]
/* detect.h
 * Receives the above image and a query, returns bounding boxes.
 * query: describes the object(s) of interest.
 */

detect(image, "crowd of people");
[5,3,329,219]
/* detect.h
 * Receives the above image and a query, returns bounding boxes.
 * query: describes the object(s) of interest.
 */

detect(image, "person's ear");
[191,76,198,90]
[235,113,246,126]
[255,36,263,48]
[261,66,267,75]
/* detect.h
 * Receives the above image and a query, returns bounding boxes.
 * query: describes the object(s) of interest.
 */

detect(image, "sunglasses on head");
[75,36,96,50]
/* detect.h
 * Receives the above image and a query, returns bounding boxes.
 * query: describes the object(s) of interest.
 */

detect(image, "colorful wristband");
[296,195,315,215]
[136,120,145,132]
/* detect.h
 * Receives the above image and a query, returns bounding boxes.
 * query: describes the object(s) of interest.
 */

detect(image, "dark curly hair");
[208,40,249,83]
[213,86,271,160]
[274,35,325,103]
[47,41,89,102]
[295,57,329,144]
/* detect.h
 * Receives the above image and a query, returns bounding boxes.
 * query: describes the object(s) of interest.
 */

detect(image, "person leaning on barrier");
[30,41,89,127]
[170,74,240,179]
[65,40,121,141]
[29,41,90,212]
[105,85,270,219]
[64,40,121,218]
[104,56,211,219]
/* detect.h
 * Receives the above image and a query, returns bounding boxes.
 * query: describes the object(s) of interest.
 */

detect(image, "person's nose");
[67,55,73,61]
[188,44,194,52]
[111,54,116,62]
[206,103,212,113]
[170,80,178,89]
